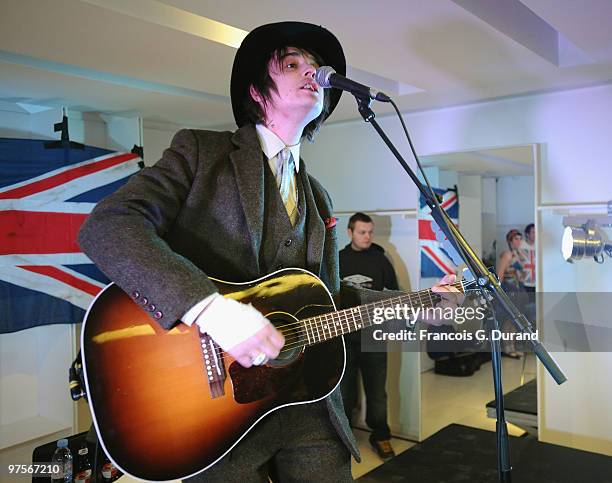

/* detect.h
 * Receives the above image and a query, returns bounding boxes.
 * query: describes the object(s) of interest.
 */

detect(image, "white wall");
[459,174,483,258]
[304,83,612,455]
[496,175,535,252]
[0,107,31,138]
[143,120,213,166]
[143,121,184,167]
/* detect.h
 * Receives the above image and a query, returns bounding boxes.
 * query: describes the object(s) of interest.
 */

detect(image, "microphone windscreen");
[315,66,336,88]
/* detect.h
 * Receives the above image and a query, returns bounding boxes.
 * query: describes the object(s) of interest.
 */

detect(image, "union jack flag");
[0,138,141,333]
[418,187,459,279]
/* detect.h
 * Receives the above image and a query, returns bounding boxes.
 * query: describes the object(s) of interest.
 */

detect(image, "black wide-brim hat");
[231,21,346,127]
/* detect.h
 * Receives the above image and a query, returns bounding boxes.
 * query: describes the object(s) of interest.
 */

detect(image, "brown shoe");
[369,434,395,460]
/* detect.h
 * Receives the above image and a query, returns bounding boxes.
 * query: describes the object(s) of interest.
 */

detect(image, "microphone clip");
[355,96,375,122]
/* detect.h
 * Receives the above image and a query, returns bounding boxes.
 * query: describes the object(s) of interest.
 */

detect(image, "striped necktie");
[276,147,298,226]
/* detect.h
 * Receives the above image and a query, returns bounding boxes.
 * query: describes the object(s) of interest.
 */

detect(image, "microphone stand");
[353,95,567,482]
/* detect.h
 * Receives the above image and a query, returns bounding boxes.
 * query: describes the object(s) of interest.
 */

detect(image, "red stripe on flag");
[418,220,437,241]
[17,265,102,297]
[0,211,88,255]
[441,194,457,210]
[0,153,138,199]
[423,245,453,275]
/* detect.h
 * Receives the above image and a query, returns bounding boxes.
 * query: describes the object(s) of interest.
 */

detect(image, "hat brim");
[231,21,346,127]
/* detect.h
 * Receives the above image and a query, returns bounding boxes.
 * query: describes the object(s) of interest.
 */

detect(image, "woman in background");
[496,229,528,357]
[497,229,526,289]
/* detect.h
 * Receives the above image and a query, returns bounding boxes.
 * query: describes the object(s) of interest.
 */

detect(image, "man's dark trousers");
[341,331,391,441]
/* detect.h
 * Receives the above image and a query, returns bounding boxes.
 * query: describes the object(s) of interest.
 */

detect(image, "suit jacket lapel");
[299,159,325,274]
[229,125,265,273]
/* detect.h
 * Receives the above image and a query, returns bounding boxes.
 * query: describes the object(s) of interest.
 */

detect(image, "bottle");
[74,442,93,483]
[51,439,73,483]
[100,454,119,482]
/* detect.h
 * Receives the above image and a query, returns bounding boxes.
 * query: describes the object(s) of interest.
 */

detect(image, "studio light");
[562,221,612,263]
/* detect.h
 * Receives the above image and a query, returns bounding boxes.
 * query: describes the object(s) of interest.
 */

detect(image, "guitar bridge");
[199,331,226,398]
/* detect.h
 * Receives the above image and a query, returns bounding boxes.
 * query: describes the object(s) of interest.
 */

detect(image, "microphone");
[315,66,391,102]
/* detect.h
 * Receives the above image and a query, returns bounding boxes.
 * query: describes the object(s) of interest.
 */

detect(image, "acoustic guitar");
[81,268,469,481]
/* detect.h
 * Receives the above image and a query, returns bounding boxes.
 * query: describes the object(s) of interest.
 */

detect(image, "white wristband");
[181,293,218,326]
[194,295,268,350]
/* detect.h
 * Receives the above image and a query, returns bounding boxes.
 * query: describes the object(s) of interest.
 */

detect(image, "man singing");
[79,21,460,481]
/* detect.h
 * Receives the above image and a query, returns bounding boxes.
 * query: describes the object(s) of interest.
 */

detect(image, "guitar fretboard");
[292,282,465,346]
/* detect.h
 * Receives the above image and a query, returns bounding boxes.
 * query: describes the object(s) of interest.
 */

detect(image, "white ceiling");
[1,0,611,131]
[421,144,535,177]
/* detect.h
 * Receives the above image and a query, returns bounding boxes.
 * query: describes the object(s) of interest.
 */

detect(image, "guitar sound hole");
[267,312,305,368]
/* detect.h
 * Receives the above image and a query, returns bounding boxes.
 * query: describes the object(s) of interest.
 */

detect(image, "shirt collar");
[255,124,300,172]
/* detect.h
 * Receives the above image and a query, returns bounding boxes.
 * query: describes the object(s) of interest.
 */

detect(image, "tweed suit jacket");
[78,124,360,461]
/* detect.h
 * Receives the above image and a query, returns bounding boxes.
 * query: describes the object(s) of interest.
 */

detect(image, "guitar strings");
[206,281,466,362]
[272,290,451,350]
[272,282,463,332]
[273,280,464,335]
[208,288,464,363]
[275,293,454,329]
[211,285,455,357]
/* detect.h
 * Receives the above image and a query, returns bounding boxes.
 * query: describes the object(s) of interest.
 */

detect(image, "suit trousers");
[340,332,391,442]
[186,400,353,482]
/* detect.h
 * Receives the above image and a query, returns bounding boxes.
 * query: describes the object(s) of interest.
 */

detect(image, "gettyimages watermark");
[371,305,487,326]
[357,292,612,353]
[367,304,538,346]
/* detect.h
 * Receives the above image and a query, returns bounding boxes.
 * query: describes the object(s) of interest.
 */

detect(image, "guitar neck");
[299,282,465,346]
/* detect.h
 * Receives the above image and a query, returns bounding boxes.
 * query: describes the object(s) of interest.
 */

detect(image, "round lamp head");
[562,226,582,262]
[562,222,606,262]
